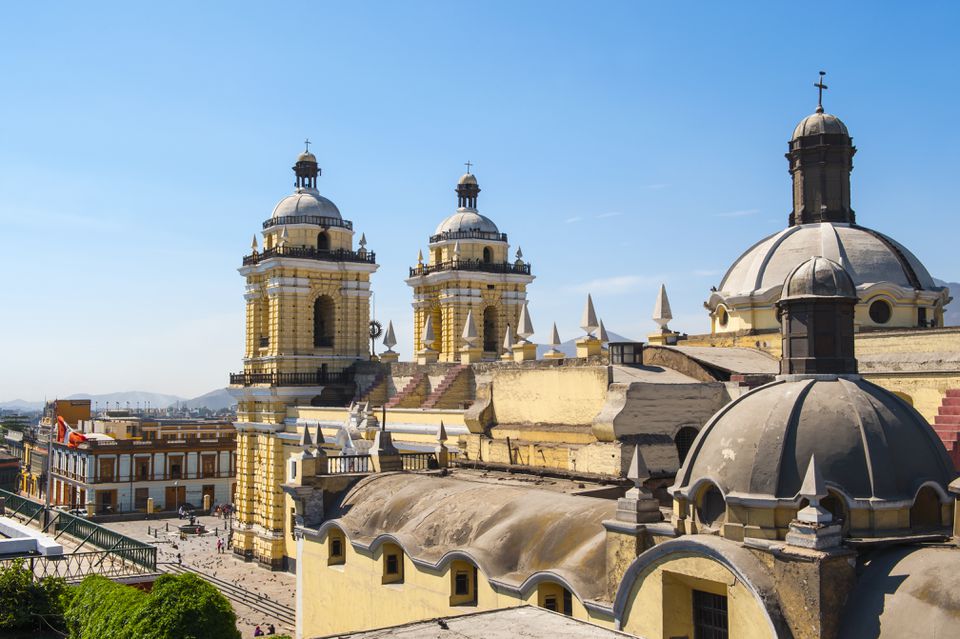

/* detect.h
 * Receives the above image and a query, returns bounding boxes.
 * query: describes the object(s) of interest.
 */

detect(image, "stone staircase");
[421,365,470,409]
[385,372,428,409]
[353,369,389,405]
[932,389,960,470]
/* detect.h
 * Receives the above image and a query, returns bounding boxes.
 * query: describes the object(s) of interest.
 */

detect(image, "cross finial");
[464,160,473,173]
[814,71,828,113]
[304,138,312,152]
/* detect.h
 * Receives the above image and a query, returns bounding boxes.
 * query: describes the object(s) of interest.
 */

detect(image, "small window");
[483,246,493,263]
[386,554,399,574]
[693,590,728,639]
[454,571,469,595]
[544,595,558,612]
[869,299,891,324]
[449,560,477,606]
[717,307,729,328]
[382,543,404,584]
[328,532,345,566]
[317,232,330,250]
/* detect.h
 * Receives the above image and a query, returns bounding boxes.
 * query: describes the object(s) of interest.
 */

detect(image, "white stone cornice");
[405,271,534,286]
[239,259,379,277]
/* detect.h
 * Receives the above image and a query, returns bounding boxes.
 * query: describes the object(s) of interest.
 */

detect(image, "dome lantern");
[787,72,857,226]
[293,139,320,190]
[456,161,480,209]
[778,256,858,376]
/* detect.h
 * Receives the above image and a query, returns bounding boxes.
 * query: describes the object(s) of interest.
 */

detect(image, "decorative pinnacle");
[653,283,673,329]
[627,444,650,486]
[598,319,609,344]
[580,294,599,336]
[453,240,461,258]
[516,247,524,261]
[251,234,258,251]
[437,420,448,443]
[359,233,367,248]
[299,423,314,448]
[314,423,325,445]
[421,314,436,350]
[517,302,535,341]
[417,249,424,265]
[382,320,397,350]
[279,226,289,247]
[462,309,479,346]
[502,324,514,352]
[814,71,828,113]
[550,322,561,347]
[797,454,832,525]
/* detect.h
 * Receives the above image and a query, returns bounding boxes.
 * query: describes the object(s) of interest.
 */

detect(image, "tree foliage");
[66,572,240,639]
[0,559,68,632]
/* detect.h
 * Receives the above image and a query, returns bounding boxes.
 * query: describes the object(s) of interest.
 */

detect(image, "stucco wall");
[489,367,609,426]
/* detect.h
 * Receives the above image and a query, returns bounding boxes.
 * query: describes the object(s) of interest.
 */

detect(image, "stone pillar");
[512,342,537,362]
[576,336,601,358]
[380,351,399,363]
[459,346,484,364]
[370,426,403,472]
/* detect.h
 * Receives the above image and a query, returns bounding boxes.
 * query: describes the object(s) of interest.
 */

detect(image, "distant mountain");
[65,391,185,410]
[183,388,236,411]
[934,279,959,327]
[0,399,43,412]
[536,331,637,358]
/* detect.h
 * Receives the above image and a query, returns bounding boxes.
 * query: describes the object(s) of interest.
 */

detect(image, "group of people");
[213,503,233,519]
[253,623,276,636]
[215,537,227,554]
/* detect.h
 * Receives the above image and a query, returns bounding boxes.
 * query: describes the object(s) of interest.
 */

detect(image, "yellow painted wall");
[619,555,775,639]
[299,528,615,637]
[489,367,608,426]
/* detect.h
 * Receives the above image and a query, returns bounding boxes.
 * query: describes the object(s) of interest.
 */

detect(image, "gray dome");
[792,109,849,139]
[272,189,341,219]
[718,223,937,297]
[434,210,500,236]
[458,172,478,185]
[675,376,955,503]
[781,256,857,300]
[296,150,317,163]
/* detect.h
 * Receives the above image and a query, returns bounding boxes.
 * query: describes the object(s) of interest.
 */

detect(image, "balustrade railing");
[428,230,507,244]
[243,245,375,266]
[400,452,436,470]
[229,370,354,387]
[325,455,371,475]
[409,260,531,277]
[263,215,353,231]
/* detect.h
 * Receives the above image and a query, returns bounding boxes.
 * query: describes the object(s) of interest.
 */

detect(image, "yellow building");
[406,170,534,361]
[229,146,378,569]
[287,257,960,639]
[705,101,950,335]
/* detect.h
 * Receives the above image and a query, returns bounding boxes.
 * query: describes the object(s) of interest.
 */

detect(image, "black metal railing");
[243,245,376,266]
[400,452,437,471]
[229,370,354,387]
[0,550,157,583]
[325,455,371,475]
[57,471,235,485]
[428,230,507,244]
[263,215,353,231]
[409,260,531,277]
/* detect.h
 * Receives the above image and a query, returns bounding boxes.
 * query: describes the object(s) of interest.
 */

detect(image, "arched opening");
[910,486,942,529]
[674,426,699,467]
[313,296,335,348]
[431,306,444,355]
[381,543,404,584]
[327,528,346,566]
[696,483,726,531]
[482,307,498,353]
[869,299,892,324]
[317,232,330,250]
[434,248,442,265]
[717,306,729,328]
[482,246,493,263]
[537,582,573,616]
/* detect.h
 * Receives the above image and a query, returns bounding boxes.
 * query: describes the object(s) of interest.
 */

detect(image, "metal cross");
[304,138,312,152]
[464,160,473,173]
[814,71,828,109]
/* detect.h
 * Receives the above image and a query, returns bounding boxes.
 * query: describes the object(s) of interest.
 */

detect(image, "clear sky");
[1,2,958,401]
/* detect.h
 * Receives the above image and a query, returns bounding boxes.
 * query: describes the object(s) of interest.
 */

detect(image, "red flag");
[56,416,67,443]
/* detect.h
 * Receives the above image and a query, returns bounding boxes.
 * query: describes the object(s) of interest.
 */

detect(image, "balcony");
[243,245,376,266]
[428,230,507,244]
[263,215,353,231]
[229,370,354,387]
[409,260,532,277]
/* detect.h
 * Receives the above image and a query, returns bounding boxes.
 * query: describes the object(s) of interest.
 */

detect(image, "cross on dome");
[464,160,473,173]
[814,71,828,113]
[304,138,312,152]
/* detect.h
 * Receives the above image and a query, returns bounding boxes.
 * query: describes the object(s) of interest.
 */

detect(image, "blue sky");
[1,2,958,400]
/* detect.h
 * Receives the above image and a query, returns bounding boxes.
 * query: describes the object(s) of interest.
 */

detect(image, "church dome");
[674,375,954,505]
[781,255,857,300]
[458,172,478,185]
[297,150,317,163]
[272,189,342,219]
[434,210,500,236]
[717,223,937,299]
[792,109,849,139]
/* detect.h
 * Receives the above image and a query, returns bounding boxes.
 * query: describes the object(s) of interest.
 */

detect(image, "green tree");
[0,559,68,633]
[0,414,31,434]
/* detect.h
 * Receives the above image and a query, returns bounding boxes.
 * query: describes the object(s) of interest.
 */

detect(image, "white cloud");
[596,212,622,219]
[564,216,583,224]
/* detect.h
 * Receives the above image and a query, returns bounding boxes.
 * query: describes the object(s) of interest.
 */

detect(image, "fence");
[0,550,157,582]
[325,455,371,474]
[400,452,436,471]
[0,489,157,572]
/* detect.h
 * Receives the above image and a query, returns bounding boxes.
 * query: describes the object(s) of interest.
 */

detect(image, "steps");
[932,389,960,470]
[422,365,469,409]
[385,372,428,409]
[353,369,388,405]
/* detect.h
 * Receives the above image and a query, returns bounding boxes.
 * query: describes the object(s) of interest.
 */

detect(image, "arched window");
[449,560,478,606]
[869,299,892,324]
[483,246,493,263]
[431,306,444,355]
[313,296,335,348]
[381,543,404,584]
[674,427,699,466]
[910,486,942,529]
[482,307,498,353]
[327,529,346,566]
[696,483,726,530]
[717,306,729,328]
[317,232,330,250]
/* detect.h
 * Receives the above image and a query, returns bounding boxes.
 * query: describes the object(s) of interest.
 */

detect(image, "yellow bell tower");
[406,168,533,362]
[229,144,378,568]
